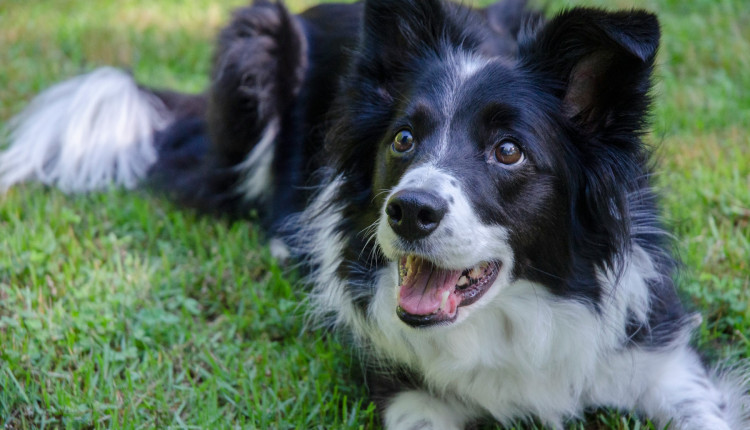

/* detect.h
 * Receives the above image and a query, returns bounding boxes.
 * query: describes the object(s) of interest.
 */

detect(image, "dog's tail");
[0,67,204,193]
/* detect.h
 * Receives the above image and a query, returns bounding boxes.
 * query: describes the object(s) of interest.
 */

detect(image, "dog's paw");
[384,391,469,430]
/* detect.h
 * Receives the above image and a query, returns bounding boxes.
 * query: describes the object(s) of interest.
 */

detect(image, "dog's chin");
[394,254,501,329]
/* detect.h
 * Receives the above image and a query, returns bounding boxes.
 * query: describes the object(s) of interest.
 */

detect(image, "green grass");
[0,0,748,428]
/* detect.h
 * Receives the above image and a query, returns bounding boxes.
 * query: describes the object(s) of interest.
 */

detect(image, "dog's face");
[371,58,566,326]
[328,0,659,329]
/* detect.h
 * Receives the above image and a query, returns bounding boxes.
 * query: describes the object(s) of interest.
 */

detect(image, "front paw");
[384,390,469,430]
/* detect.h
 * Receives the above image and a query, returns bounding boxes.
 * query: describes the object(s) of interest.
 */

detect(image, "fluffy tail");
[0,67,189,193]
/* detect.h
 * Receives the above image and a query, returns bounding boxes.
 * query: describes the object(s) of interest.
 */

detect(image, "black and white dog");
[1,0,748,428]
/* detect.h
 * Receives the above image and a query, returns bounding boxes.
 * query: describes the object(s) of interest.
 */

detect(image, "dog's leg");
[367,368,475,430]
[383,390,472,430]
[634,347,735,429]
[150,1,308,217]
[207,1,307,202]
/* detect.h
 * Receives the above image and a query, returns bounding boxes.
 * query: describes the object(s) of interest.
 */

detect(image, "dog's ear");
[362,0,447,55]
[519,9,660,265]
[519,8,659,132]
[358,0,475,77]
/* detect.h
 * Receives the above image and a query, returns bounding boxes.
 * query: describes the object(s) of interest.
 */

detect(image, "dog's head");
[327,0,660,328]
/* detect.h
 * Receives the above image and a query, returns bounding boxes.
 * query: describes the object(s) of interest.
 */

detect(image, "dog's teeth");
[440,290,450,310]
[469,265,483,279]
[457,276,469,287]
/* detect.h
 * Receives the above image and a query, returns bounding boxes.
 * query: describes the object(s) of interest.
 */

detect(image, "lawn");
[0,0,748,428]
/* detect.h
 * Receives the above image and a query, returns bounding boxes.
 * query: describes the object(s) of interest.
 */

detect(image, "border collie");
[1,0,748,428]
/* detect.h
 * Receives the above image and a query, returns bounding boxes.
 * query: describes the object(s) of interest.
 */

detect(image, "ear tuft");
[358,0,482,78]
[520,8,660,131]
[361,0,446,57]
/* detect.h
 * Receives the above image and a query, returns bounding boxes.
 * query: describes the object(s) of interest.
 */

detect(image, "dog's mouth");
[396,255,501,328]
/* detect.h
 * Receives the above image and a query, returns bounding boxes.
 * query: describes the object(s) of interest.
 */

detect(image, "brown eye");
[392,129,414,153]
[494,140,524,165]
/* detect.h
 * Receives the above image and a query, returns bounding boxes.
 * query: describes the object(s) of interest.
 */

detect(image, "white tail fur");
[0,67,170,193]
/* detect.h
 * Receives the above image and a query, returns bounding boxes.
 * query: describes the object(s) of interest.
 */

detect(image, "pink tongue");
[398,258,462,317]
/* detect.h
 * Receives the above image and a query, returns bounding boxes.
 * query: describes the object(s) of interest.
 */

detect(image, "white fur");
[435,54,489,159]
[269,236,291,262]
[635,347,734,429]
[384,390,473,430]
[0,67,169,192]
[714,362,750,429]
[371,272,600,427]
[235,118,279,202]
[294,176,368,333]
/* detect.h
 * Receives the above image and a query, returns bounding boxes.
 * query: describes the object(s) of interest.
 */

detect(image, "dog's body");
[1,0,748,428]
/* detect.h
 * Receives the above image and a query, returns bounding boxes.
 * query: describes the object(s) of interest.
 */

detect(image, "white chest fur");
[365,247,658,426]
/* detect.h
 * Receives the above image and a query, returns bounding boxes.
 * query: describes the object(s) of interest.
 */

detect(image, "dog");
[1,0,748,428]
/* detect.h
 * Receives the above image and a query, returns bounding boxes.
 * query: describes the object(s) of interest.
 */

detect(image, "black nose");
[386,189,448,241]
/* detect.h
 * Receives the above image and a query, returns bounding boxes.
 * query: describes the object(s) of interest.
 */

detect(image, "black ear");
[519,8,660,132]
[359,0,478,75]
[481,0,544,56]
[362,0,447,54]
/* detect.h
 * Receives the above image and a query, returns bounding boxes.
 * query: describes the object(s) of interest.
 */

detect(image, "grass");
[0,0,747,428]
[0,189,379,428]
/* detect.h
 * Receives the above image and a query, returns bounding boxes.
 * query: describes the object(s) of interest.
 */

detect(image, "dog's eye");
[493,140,524,165]
[392,129,415,153]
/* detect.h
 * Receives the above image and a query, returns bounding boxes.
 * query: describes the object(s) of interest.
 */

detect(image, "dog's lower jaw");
[395,256,502,327]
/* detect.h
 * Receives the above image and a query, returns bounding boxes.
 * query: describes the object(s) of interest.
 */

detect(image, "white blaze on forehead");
[436,53,490,159]
[458,56,489,79]
[392,164,447,189]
